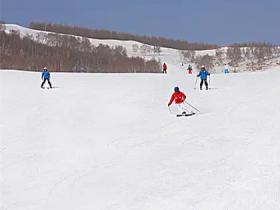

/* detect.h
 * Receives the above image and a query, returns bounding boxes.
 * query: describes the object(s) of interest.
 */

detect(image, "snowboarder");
[197,65,210,90]
[187,64,192,74]
[168,87,192,116]
[162,63,167,74]
[224,64,229,74]
[41,67,52,89]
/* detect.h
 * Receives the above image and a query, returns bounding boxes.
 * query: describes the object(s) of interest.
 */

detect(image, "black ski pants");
[41,78,52,88]
[200,79,208,90]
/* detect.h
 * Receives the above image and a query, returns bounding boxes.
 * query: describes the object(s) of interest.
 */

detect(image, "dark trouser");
[200,79,208,90]
[41,78,52,88]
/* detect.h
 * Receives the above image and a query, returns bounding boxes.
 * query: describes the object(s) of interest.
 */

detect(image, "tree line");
[30,22,219,51]
[0,28,161,73]
[179,43,280,72]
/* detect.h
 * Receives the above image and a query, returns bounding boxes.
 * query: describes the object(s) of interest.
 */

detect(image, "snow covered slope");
[3,24,215,72]
[3,24,183,58]
[4,24,280,73]
[1,67,280,210]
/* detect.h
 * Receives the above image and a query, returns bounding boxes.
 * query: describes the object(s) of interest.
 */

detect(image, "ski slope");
[1,67,280,210]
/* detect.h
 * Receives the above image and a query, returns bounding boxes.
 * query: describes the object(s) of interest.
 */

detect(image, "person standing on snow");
[197,65,210,90]
[187,64,192,74]
[41,67,52,89]
[162,62,167,74]
[168,87,190,115]
[224,64,229,74]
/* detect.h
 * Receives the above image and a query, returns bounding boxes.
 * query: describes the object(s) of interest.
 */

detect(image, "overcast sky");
[1,0,280,45]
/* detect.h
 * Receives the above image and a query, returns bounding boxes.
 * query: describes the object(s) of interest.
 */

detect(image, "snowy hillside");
[1,67,280,210]
[3,24,217,72]
[4,24,280,74]
[3,24,182,57]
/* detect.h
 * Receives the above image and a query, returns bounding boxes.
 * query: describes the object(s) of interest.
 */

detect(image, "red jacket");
[168,91,186,106]
[163,63,167,70]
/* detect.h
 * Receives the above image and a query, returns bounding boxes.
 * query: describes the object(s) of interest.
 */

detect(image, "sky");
[1,0,280,45]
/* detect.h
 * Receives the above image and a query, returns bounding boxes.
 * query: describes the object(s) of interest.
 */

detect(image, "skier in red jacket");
[162,63,167,74]
[168,87,190,115]
[187,64,192,74]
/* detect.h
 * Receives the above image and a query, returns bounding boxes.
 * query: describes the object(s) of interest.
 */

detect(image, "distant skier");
[224,64,229,74]
[41,67,52,89]
[162,63,167,74]
[187,64,192,74]
[197,65,210,90]
[168,87,192,116]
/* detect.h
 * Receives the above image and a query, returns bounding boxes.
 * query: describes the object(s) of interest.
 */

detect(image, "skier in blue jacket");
[224,64,229,74]
[41,67,52,88]
[197,65,210,90]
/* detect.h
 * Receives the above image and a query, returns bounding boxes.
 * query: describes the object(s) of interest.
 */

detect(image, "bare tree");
[180,50,196,64]
[226,47,242,67]
[114,46,127,56]
[132,44,139,53]
[140,44,150,57]
[153,45,161,55]
[215,49,225,65]
[194,55,214,71]
[243,48,252,60]
[0,23,6,31]
[253,46,273,63]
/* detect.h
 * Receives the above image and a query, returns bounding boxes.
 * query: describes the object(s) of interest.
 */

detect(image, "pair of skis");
[176,112,195,117]
[176,102,200,117]
[169,101,201,117]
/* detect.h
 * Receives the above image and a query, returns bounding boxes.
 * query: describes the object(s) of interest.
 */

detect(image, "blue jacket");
[41,70,50,79]
[197,69,210,80]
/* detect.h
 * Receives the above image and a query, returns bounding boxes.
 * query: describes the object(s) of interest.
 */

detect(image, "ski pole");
[184,101,201,113]
[208,74,211,89]
[194,77,198,90]
[168,106,172,114]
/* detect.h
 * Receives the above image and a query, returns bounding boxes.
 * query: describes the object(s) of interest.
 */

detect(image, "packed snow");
[1,66,280,210]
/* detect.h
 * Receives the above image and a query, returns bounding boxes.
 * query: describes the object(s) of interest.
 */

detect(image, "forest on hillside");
[179,43,280,71]
[0,24,160,73]
[30,22,219,51]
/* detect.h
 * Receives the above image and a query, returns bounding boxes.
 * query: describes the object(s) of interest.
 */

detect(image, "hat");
[174,87,179,92]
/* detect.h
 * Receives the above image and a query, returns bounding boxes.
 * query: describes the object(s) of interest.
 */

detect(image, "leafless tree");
[132,44,139,53]
[153,45,161,55]
[215,49,225,65]
[226,47,242,67]
[194,55,214,71]
[180,50,196,64]
[0,23,5,31]
[140,44,151,57]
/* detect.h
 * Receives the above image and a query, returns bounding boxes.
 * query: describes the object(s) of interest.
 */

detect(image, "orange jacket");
[168,91,186,106]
